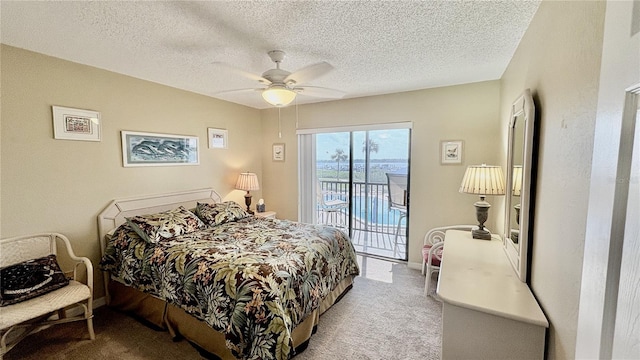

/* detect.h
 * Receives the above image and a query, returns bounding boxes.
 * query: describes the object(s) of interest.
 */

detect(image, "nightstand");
[254,211,276,219]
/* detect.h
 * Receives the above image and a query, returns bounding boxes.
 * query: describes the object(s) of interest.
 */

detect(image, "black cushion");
[0,254,69,306]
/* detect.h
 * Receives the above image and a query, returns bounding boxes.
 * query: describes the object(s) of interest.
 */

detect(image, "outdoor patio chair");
[385,173,408,257]
[317,182,348,228]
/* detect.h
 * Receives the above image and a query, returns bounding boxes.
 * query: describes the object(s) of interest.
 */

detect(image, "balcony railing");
[318,180,407,259]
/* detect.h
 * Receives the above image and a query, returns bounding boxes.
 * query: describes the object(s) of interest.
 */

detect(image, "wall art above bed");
[121,131,199,167]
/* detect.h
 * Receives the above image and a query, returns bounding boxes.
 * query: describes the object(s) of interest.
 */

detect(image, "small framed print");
[272,143,285,162]
[440,140,463,165]
[208,128,228,149]
[52,106,101,141]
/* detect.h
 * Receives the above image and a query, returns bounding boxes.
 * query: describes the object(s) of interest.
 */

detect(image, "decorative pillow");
[0,254,70,307]
[126,206,206,244]
[195,201,250,227]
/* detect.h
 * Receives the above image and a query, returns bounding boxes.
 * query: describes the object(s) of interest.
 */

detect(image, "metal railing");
[318,180,406,236]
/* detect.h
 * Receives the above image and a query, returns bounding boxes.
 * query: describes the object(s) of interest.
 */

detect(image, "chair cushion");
[422,244,442,267]
[0,254,69,307]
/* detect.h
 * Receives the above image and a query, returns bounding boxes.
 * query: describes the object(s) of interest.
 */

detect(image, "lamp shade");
[512,165,523,196]
[459,164,506,196]
[262,86,296,107]
[235,172,260,191]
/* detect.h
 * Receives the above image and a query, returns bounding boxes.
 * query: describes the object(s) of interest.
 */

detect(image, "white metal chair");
[422,225,479,296]
[317,182,348,228]
[386,173,408,256]
[0,233,95,359]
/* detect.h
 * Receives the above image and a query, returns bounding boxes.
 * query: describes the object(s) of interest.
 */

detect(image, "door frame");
[297,122,412,260]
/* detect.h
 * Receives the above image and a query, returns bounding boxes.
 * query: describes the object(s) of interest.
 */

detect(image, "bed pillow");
[195,201,250,226]
[126,206,206,244]
[0,254,69,307]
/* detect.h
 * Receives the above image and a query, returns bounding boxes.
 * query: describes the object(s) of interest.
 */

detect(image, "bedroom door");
[299,124,411,261]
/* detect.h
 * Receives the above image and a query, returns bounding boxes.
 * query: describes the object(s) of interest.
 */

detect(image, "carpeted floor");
[4,257,442,360]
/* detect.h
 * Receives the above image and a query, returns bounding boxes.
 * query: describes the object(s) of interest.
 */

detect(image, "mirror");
[504,89,536,282]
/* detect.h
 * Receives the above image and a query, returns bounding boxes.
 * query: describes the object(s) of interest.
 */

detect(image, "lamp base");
[472,228,492,240]
[244,192,254,215]
[472,198,492,240]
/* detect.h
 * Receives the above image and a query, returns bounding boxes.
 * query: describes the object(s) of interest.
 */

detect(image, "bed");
[98,188,359,360]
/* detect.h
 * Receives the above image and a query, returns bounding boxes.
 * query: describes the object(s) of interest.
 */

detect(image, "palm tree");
[363,138,380,182]
[363,139,379,155]
[331,148,348,181]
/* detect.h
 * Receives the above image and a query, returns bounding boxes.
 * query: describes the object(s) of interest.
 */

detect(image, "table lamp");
[459,164,505,240]
[235,172,260,214]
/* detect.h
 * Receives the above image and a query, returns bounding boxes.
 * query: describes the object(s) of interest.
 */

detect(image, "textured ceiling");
[1,1,540,109]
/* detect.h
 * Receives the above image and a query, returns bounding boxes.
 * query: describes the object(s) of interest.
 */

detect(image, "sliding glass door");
[351,129,410,259]
[301,124,411,261]
[316,131,351,229]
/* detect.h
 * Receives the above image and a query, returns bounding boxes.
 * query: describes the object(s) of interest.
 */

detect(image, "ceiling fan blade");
[295,86,346,99]
[212,62,270,84]
[285,62,333,85]
[214,88,264,96]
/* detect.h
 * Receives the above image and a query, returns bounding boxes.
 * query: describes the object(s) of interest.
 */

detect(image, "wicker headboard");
[97,188,221,303]
[97,188,222,258]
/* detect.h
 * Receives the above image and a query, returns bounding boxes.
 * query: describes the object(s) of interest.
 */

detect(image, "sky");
[316,129,410,161]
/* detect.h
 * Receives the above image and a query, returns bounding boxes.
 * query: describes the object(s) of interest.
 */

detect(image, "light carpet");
[5,257,442,360]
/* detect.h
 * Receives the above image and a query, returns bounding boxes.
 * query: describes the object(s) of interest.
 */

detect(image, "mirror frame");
[504,89,536,282]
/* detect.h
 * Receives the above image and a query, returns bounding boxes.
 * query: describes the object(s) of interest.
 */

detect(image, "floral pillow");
[195,201,250,227]
[0,254,69,306]
[126,206,206,244]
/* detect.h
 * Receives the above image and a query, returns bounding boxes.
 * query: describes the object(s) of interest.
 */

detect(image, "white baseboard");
[407,261,422,270]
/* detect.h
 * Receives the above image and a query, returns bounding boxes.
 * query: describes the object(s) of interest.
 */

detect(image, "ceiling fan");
[216,50,346,107]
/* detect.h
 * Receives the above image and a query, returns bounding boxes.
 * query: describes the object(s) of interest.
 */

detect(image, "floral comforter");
[100,217,360,360]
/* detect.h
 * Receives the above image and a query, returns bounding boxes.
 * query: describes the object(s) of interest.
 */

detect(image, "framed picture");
[440,140,463,164]
[207,128,228,149]
[121,131,199,167]
[52,106,101,141]
[272,143,285,162]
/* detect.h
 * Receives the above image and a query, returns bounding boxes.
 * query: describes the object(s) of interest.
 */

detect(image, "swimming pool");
[352,196,405,225]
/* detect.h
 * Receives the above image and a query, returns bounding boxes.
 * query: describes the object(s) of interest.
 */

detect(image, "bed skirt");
[107,276,354,359]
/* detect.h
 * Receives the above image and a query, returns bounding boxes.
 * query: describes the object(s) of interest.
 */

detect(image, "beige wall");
[577,1,640,358]
[500,1,606,359]
[260,81,502,267]
[0,45,263,299]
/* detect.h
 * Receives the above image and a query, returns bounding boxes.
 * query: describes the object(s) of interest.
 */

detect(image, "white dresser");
[437,230,549,359]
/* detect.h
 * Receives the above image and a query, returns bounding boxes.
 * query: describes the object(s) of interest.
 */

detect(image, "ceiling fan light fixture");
[262,86,296,107]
